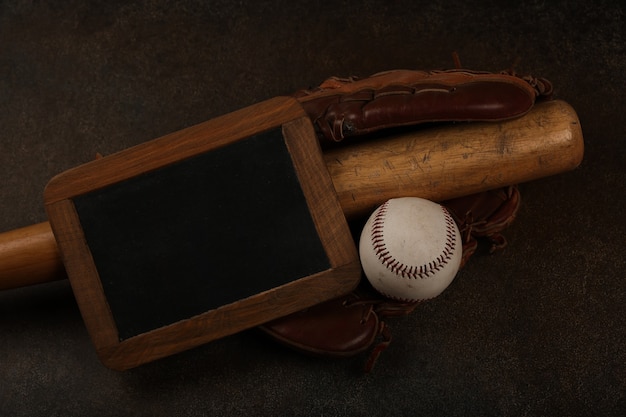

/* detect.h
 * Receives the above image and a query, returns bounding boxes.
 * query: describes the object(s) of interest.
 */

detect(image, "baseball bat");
[0,99,583,291]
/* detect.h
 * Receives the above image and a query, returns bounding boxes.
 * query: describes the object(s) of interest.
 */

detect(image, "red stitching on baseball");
[370,203,457,280]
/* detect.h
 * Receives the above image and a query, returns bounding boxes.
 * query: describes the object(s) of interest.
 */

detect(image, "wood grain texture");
[45,200,119,352]
[0,222,65,290]
[283,117,359,267]
[44,96,305,204]
[325,99,584,218]
[100,262,361,370]
[0,99,583,291]
[43,97,361,370]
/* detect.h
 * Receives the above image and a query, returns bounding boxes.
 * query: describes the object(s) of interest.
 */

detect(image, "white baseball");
[359,197,462,302]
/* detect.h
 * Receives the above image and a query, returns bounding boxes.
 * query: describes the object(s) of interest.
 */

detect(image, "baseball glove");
[259,185,522,372]
[260,61,543,370]
[295,64,552,144]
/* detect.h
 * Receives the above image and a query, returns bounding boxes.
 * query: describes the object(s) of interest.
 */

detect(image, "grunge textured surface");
[1,1,624,416]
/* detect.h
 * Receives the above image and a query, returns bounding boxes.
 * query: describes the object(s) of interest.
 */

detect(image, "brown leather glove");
[445,185,521,267]
[295,68,552,144]
[261,62,541,370]
[259,185,521,372]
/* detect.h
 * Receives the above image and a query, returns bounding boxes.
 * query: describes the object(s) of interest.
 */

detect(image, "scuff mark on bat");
[409,156,424,172]
[497,132,513,155]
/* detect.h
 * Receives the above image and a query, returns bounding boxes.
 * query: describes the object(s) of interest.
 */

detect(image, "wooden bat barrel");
[0,99,583,290]
[325,99,583,218]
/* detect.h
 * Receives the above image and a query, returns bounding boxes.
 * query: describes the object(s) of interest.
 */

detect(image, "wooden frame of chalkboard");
[44,97,361,370]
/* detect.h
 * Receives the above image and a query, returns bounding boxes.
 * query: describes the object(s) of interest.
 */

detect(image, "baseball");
[359,197,462,302]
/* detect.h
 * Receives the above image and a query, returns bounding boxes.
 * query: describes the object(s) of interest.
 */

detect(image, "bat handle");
[0,221,66,291]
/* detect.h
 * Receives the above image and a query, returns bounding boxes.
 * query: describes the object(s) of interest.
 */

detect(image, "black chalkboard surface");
[44,97,360,370]
[73,129,330,341]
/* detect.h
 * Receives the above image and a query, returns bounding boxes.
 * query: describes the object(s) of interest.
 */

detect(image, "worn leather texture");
[295,69,553,142]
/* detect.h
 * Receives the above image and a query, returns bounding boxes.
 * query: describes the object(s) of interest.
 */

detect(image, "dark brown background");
[1,1,624,416]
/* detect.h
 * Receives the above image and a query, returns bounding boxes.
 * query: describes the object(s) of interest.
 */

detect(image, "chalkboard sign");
[44,97,361,370]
